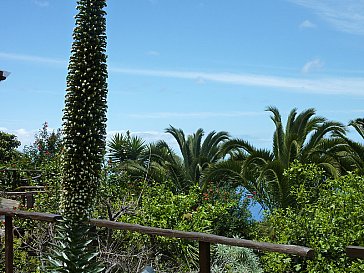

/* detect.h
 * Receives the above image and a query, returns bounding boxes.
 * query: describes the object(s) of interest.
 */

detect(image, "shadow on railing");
[0,208,315,273]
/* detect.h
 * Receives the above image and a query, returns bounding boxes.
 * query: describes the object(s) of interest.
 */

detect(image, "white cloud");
[299,19,316,28]
[2,51,364,97]
[0,52,66,66]
[33,0,50,8]
[146,50,160,56]
[301,58,324,74]
[128,111,265,119]
[289,0,364,35]
[195,76,206,84]
[110,66,364,96]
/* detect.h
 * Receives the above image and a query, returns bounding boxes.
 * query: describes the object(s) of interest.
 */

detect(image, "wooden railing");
[4,188,45,209]
[346,246,364,259]
[0,208,316,273]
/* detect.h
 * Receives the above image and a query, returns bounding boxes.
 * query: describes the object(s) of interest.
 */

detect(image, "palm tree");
[203,138,276,210]
[205,107,346,210]
[108,131,146,163]
[337,118,364,174]
[108,127,229,193]
[120,126,229,193]
[112,139,185,191]
[161,126,230,192]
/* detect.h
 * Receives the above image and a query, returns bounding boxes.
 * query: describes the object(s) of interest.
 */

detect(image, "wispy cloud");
[33,0,50,8]
[299,19,316,28]
[322,109,364,115]
[110,66,364,96]
[148,0,159,5]
[128,111,265,119]
[301,58,324,74]
[289,0,364,35]
[146,50,160,56]
[2,52,364,96]
[0,52,66,66]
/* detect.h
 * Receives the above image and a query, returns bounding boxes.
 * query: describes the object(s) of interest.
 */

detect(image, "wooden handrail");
[0,208,315,273]
[90,218,314,257]
[16,186,45,190]
[5,191,46,195]
[0,168,42,172]
[0,208,314,257]
[0,209,61,222]
[346,246,364,259]
[4,191,45,209]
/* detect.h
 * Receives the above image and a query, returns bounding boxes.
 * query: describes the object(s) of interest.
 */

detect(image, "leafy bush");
[257,163,364,272]
[97,181,252,272]
[0,131,21,164]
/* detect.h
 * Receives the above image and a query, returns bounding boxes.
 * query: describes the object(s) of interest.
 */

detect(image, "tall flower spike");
[61,0,108,222]
[49,1,107,272]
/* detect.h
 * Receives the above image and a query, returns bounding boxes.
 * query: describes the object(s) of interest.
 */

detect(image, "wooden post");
[26,193,34,208]
[5,215,14,273]
[199,241,210,273]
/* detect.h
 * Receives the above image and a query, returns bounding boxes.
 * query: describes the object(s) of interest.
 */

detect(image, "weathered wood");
[346,246,364,259]
[5,191,45,195]
[4,191,44,209]
[5,215,14,273]
[0,198,20,210]
[90,219,314,257]
[0,209,315,258]
[17,186,45,190]
[199,241,210,273]
[0,208,61,222]
[0,167,41,172]
[26,193,34,208]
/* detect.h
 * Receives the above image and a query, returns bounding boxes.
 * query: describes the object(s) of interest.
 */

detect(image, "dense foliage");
[2,105,364,272]
[257,163,364,272]
[0,131,21,163]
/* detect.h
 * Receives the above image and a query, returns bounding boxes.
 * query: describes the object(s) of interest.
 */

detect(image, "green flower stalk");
[62,0,108,222]
[48,0,107,271]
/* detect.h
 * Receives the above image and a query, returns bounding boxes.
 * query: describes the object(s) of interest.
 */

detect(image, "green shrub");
[258,168,364,272]
[103,181,252,272]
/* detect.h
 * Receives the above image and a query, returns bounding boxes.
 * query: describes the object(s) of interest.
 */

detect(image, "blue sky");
[1,0,364,150]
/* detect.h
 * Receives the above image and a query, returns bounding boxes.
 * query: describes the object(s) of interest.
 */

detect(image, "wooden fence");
[1,209,364,273]
[0,208,316,273]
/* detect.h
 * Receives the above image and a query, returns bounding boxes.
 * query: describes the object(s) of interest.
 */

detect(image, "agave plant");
[211,243,263,273]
